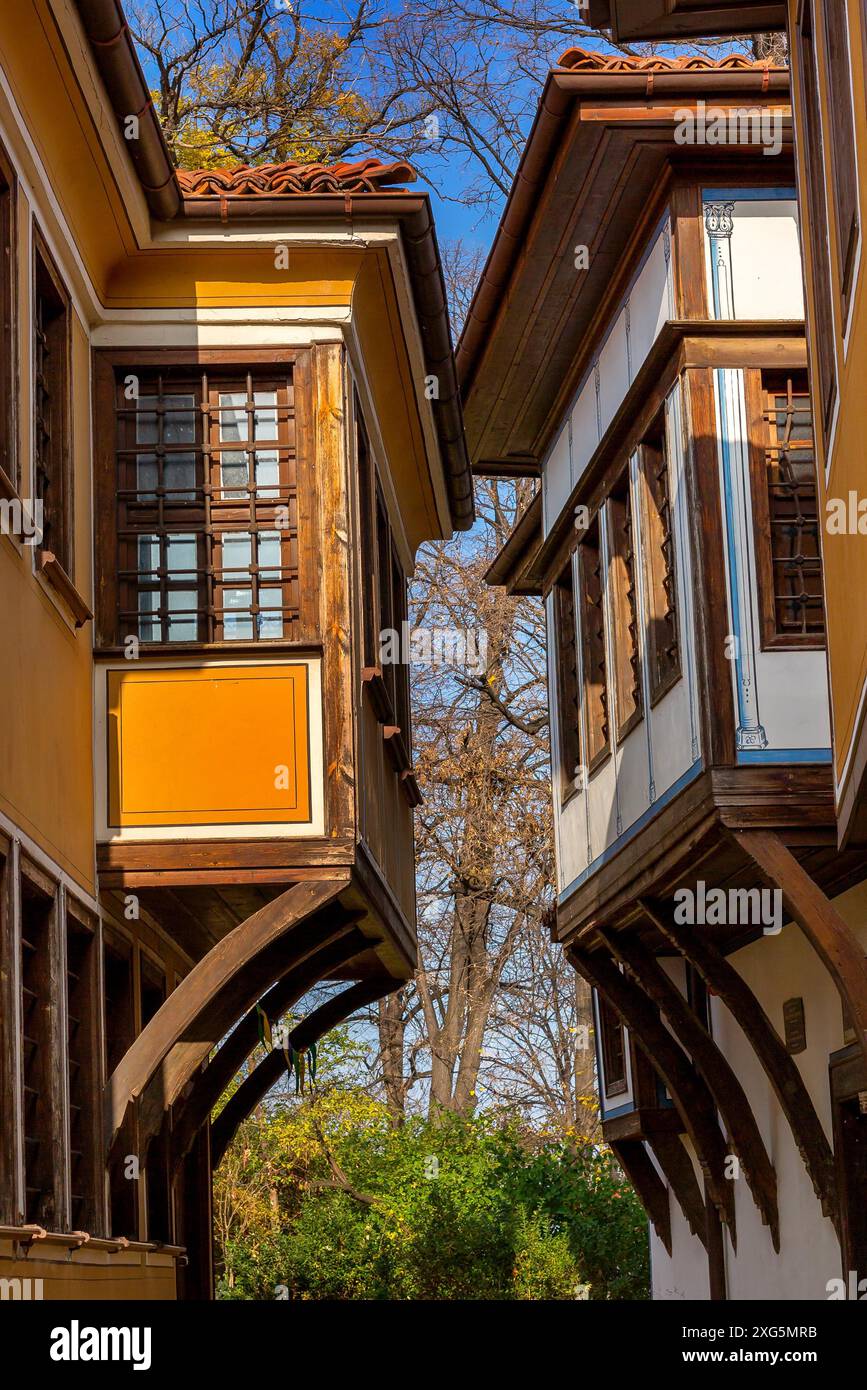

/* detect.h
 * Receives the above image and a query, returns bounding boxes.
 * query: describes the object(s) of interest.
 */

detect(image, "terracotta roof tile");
[556,46,785,74]
[176,158,416,197]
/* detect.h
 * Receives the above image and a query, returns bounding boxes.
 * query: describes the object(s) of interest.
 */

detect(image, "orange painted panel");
[107,665,311,827]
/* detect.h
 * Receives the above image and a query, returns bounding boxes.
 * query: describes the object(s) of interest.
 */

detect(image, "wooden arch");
[104,879,348,1154]
[639,896,840,1233]
[598,927,779,1249]
[211,976,396,1166]
[569,943,737,1239]
[169,925,370,1170]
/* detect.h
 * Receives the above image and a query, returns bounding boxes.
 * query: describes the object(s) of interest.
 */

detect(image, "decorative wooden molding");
[361,666,395,725]
[609,1139,672,1257]
[104,880,344,1154]
[599,926,779,1249]
[733,829,867,1070]
[210,975,397,1166]
[641,896,840,1234]
[569,943,736,1240]
[37,551,93,628]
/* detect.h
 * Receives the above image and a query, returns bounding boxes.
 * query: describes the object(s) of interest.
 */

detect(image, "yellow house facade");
[0,0,471,1298]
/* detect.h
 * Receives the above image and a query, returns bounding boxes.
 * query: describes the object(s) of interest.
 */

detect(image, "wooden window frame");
[597,992,628,1099]
[93,348,316,652]
[65,897,102,1235]
[19,857,65,1230]
[821,0,860,320]
[33,227,73,577]
[553,556,582,805]
[746,367,825,650]
[638,419,682,707]
[577,517,611,774]
[606,472,643,743]
[103,927,138,1238]
[0,136,18,498]
[797,0,838,436]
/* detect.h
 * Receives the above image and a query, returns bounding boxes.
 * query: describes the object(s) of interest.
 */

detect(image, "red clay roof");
[556,45,785,74]
[176,158,416,197]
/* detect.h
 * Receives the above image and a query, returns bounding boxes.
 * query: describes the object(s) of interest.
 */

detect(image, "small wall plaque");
[783,997,807,1055]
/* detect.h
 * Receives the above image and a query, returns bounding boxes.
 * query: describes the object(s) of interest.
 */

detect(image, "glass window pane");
[136,398,159,445]
[254,391,278,440]
[219,392,248,443]
[220,452,248,499]
[221,533,252,575]
[164,394,196,446]
[137,535,160,574]
[164,453,197,500]
[166,533,197,576]
[258,588,284,639]
[258,532,281,578]
[136,454,158,501]
[166,588,198,642]
[255,450,279,497]
[138,589,161,642]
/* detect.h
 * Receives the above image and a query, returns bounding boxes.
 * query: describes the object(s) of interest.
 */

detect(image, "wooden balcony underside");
[556,765,867,949]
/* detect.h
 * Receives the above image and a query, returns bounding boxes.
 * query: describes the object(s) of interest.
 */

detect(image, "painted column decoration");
[704,200,767,753]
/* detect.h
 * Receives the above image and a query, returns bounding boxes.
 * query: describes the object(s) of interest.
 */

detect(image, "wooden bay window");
[747,369,824,648]
[606,473,643,741]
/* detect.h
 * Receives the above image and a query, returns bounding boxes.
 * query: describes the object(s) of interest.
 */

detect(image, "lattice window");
[754,371,824,646]
[66,905,99,1232]
[0,140,15,491]
[597,993,627,1098]
[607,473,643,741]
[33,238,71,570]
[578,518,610,771]
[21,871,58,1227]
[114,368,298,644]
[639,425,680,704]
[553,558,582,801]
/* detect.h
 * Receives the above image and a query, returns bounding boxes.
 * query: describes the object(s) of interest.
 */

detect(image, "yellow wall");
[0,229,95,891]
[789,1,867,826]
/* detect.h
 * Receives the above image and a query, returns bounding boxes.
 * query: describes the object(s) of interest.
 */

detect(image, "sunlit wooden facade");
[467,49,867,1299]
[0,0,471,1298]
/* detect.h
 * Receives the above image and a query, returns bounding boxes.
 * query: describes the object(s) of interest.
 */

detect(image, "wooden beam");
[211,977,396,1166]
[569,944,736,1240]
[609,1139,671,1257]
[649,1133,708,1249]
[169,925,368,1169]
[734,829,867,1067]
[598,927,779,1251]
[641,896,840,1234]
[104,880,344,1153]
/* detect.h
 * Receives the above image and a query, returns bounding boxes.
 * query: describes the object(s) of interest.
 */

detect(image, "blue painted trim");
[558,759,703,902]
[737,747,832,765]
[703,186,797,202]
[601,1100,637,1121]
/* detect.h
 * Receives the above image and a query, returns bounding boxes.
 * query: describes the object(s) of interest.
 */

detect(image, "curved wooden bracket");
[640,895,840,1235]
[169,925,369,1170]
[733,829,867,1066]
[569,943,736,1241]
[598,926,779,1251]
[211,976,396,1167]
[609,1139,671,1257]
[648,1132,708,1249]
[104,879,345,1155]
